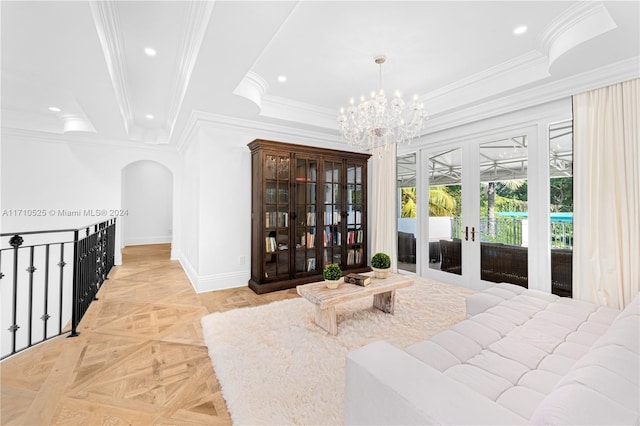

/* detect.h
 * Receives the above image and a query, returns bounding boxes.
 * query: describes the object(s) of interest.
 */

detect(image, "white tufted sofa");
[345,283,640,425]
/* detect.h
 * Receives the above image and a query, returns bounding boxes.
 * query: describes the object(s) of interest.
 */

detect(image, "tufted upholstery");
[405,284,621,420]
[531,294,640,425]
[345,283,639,425]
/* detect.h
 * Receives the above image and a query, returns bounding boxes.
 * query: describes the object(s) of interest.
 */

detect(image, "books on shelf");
[322,228,342,246]
[306,258,316,272]
[265,237,277,253]
[347,210,362,225]
[323,211,341,225]
[344,273,371,287]
[304,230,315,248]
[347,248,363,265]
[323,249,342,265]
[346,230,364,245]
[265,212,288,228]
[306,212,316,226]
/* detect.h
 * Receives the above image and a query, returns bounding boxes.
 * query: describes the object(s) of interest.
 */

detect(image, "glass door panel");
[479,136,529,287]
[264,155,289,279]
[346,163,364,267]
[295,158,317,274]
[323,161,342,266]
[549,120,573,297]
[428,148,463,276]
[397,153,417,272]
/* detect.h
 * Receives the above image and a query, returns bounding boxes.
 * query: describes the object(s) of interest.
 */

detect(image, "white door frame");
[418,124,545,291]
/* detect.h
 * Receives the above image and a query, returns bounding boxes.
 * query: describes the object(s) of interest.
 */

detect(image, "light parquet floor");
[1,244,298,425]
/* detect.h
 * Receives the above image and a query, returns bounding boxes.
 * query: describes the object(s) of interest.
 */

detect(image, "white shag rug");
[201,277,473,425]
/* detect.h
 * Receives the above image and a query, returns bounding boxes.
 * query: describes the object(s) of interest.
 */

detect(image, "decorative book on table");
[344,273,371,286]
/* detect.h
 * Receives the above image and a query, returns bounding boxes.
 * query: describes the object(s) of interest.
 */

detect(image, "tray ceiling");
[1,1,638,147]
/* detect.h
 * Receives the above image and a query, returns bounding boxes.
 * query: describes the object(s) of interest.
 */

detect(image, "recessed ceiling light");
[144,47,157,57]
[145,114,154,120]
[277,75,287,83]
[48,106,61,112]
[513,25,528,35]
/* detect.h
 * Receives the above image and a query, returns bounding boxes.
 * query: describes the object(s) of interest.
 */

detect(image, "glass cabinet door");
[323,160,342,267]
[294,158,318,275]
[346,162,365,267]
[264,154,289,279]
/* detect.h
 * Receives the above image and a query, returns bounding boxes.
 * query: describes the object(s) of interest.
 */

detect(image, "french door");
[421,127,536,291]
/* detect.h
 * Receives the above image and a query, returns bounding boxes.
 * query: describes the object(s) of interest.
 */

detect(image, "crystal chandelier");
[337,55,428,151]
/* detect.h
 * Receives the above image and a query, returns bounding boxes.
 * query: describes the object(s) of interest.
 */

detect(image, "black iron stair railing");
[0,218,116,359]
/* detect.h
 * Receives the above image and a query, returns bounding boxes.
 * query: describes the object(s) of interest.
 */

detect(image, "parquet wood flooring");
[0,244,298,425]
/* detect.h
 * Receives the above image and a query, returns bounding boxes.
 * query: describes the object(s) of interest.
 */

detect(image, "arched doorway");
[121,161,173,248]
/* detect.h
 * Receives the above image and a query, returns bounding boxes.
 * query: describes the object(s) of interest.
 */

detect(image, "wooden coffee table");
[296,272,413,335]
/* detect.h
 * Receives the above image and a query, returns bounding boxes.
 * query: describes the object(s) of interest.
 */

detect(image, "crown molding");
[233,72,337,130]
[1,110,64,134]
[233,71,270,109]
[425,50,548,102]
[424,56,639,135]
[424,50,550,116]
[61,113,97,133]
[89,1,133,136]
[2,103,97,136]
[176,109,202,153]
[166,0,215,140]
[176,110,345,153]
[179,57,638,153]
[260,94,338,129]
[1,126,177,152]
[539,1,616,67]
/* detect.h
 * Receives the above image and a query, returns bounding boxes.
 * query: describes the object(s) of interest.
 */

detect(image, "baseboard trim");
[177,254,199,292]
[175,253,248,293]
[196,271,248,293]
[124,236,172,246]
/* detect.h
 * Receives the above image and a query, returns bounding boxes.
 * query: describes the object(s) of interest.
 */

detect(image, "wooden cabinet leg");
[373,290,395,314]
[315,306,337,335]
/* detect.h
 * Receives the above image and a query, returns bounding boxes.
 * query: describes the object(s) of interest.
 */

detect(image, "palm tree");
[485,179,526,239]
[401,188,417,218]
[400,186,457,218]
[429,186,456,216]
[486,182,496,237]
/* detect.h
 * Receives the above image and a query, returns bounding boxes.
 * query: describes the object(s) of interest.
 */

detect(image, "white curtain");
[573,78,639,309]
[370,144,398,272]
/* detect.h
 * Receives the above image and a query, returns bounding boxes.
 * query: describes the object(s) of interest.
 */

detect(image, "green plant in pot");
[371,252,391,278]
[323,263,343,289]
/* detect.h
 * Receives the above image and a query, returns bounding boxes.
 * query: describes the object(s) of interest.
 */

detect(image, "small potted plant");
[323,263,343,289]
[371,252,391,278]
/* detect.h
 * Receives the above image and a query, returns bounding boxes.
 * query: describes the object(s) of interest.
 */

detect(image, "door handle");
[471,227,476,242]
[464,226,469,241]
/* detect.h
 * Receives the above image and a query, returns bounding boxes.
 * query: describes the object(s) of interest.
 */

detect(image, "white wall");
[176,121,350,293]
[122,161,173,246]
[429,217,453,241]
[0,131,180,265]
[1,137,119,232]
[195,126,252,291]
[178,134,201,285]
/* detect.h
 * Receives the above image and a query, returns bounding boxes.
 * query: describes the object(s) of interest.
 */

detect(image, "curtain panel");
[573,78,639,309]
[370,145,398,272]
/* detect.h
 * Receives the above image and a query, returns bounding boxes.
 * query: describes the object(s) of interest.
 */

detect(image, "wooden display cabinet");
[248,139,371,293]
